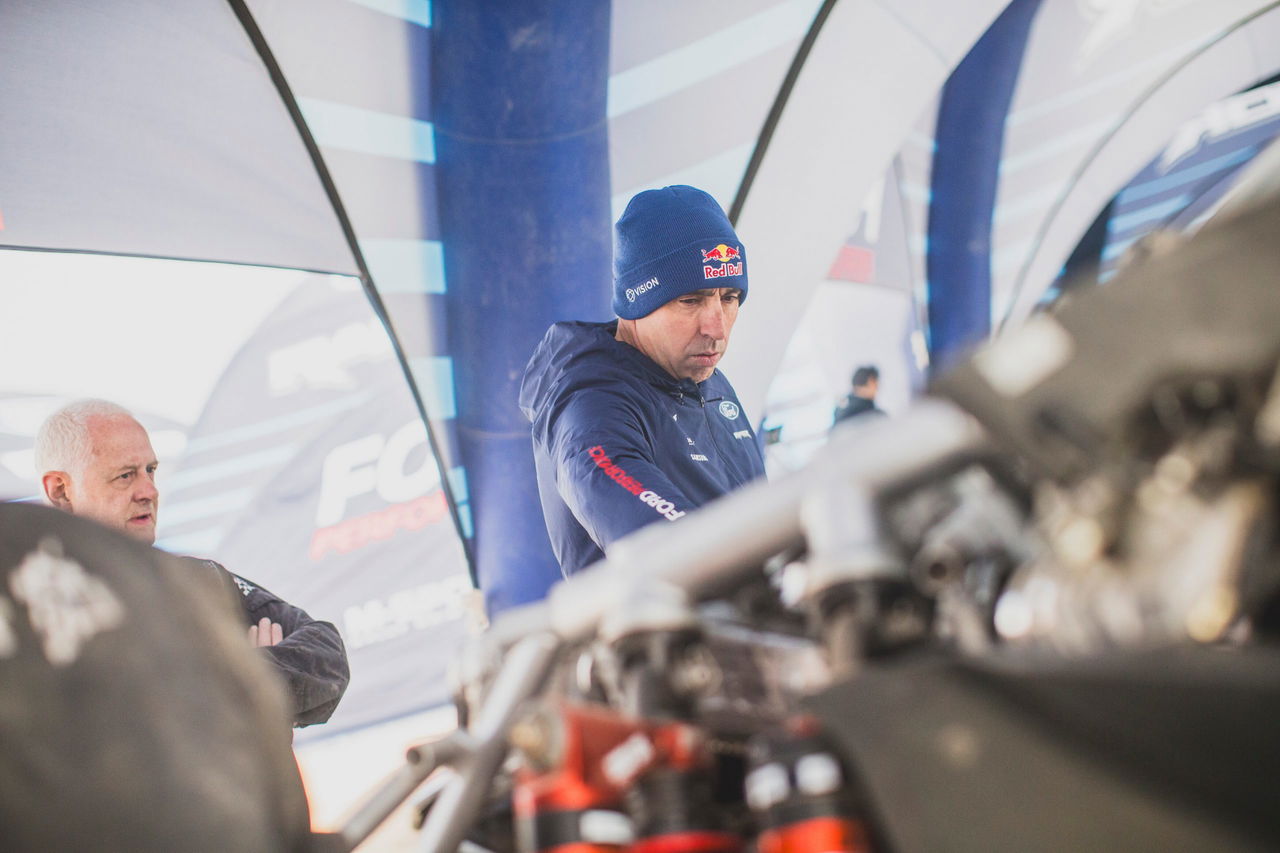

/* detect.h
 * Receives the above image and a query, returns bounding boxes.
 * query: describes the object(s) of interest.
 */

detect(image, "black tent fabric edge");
[729,0,840,225]
[223,0,478,584]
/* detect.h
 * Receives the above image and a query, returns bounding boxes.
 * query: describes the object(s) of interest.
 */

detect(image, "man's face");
[67,415,160,543]
[629,287,742,382]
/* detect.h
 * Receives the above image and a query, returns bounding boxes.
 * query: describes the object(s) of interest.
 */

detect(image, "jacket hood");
[519,320,705,421]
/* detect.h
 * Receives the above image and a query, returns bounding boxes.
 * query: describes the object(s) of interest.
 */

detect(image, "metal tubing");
[489,398,989,646]
[338,733,476,850]
[435,399,988,849]
[417,631,560,853]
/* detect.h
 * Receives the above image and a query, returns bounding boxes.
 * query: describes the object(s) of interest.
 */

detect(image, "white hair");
[34,399,137,479]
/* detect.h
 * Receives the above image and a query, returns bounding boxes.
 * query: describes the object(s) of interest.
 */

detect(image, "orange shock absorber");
[745,717,872,853]
[510,703,640,853]
[625,722,741,853]
[510,702,745,853]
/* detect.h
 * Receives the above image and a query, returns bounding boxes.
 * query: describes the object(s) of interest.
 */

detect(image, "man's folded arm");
[229,570,351,728]
[257,612,350,728]
[181,558,351,727]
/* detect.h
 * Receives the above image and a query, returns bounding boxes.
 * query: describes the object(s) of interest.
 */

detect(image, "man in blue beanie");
[519,185,766,576]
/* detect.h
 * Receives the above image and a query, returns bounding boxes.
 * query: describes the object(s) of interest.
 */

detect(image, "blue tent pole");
[432,1,613,615]
[927,0,1043,373]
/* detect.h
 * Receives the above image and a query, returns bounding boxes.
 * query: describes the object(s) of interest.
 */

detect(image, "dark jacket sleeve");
[222,568,351,728]
[549,388,698,552]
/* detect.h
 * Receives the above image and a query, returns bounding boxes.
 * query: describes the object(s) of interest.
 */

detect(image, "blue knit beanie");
[613,185,748,320]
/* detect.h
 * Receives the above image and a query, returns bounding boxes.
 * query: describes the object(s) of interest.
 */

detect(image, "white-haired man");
[36,399,349,727]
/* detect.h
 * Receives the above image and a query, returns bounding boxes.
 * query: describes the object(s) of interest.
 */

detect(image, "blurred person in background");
[833,364,886,427]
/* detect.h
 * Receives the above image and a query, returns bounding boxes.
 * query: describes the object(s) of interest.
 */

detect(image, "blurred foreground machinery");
[0,505,329,852]
[345,173,1280,852]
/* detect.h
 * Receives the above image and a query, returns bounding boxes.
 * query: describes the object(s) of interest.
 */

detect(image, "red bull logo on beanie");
[701,244,743,280]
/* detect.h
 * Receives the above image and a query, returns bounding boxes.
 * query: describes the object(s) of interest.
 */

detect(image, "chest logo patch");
[718,400,740,420]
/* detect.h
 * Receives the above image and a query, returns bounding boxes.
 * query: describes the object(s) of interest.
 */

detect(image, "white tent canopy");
[0,0,358,275]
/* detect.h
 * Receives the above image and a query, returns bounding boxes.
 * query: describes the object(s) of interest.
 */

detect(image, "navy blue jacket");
[519,320,765,575]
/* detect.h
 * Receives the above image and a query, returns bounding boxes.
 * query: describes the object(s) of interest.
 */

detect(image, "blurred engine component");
[933,192,1280,652]
[349,173,1280,853]
[744,717,872,853]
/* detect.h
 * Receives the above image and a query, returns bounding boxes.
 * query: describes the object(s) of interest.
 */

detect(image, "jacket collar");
[602,320,712,401]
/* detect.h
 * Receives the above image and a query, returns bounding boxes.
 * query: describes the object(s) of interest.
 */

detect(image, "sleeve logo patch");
[588,445,686,521]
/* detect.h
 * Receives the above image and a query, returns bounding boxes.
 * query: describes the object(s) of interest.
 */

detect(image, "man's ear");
[42,472,74,511]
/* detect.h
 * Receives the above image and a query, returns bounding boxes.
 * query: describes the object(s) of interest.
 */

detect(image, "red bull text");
[701,244,743,279]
